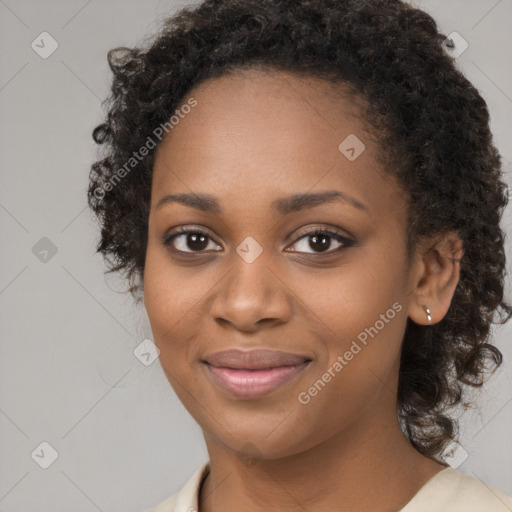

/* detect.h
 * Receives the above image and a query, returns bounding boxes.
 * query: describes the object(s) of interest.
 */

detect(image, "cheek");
[289,247,408,405]
[143,249,192,358]
[290,246,407,342]
[290,278,407,448]
[144,240,202,324]
[143,246,223,375]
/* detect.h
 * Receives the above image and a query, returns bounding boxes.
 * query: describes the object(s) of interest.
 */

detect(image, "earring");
[423,305,432,324]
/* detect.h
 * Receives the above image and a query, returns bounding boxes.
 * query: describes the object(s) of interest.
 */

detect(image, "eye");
[162,226,354,256]
[286,228,354,255]
[163,227,222,253]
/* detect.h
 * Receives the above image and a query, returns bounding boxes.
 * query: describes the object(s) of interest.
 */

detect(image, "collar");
[173,460,210,512]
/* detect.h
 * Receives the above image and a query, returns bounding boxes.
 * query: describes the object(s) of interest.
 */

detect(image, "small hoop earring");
[423,305,432,324]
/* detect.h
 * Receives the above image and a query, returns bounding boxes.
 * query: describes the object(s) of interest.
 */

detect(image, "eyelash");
[162,226,354,257]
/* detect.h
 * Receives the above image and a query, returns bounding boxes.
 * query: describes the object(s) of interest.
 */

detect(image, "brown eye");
[287,229,353,255]
[164,229,221,253]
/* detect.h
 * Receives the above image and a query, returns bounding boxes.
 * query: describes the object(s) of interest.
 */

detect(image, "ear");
[407,231,463,325]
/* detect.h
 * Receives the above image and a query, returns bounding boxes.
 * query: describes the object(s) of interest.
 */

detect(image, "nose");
[209,255,293,332]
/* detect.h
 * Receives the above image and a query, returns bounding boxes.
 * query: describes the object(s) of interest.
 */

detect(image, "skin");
[143,68,463,512]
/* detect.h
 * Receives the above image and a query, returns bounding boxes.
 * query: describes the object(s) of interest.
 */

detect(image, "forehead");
[151,68,400,216]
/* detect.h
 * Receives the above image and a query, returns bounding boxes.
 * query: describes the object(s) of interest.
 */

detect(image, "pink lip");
[203,362,311,399]
[203,348,311,370]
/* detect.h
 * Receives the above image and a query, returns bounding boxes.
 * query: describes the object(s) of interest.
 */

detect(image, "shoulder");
[401,467,512,512]
[447,470,512,511]
[145,462,210,512]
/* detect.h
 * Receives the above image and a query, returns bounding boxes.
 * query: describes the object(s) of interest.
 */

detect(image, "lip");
[201,349,312,399]
[202,348,311,369]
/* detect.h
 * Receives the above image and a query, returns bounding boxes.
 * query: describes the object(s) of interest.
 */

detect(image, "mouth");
[201,349,312,399]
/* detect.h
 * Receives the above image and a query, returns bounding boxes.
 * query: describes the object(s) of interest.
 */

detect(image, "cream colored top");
[147,461,512,512]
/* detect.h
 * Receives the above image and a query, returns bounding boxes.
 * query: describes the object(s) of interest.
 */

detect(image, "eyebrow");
[155,190,367,215]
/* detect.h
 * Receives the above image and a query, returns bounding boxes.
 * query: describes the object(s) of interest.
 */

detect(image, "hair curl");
[88,0,511,457]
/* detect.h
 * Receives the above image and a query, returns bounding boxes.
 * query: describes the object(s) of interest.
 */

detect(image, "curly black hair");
[87,0,511,457]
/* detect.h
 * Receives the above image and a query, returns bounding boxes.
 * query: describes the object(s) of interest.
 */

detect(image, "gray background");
[0,0,511,511]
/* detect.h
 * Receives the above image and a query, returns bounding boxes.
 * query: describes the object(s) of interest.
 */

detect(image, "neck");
[199,398,446,512]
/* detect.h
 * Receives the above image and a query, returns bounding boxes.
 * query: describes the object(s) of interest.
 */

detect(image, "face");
[144,69,416,459]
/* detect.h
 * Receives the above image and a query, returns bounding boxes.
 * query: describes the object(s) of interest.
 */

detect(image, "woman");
[88,0,512,510]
